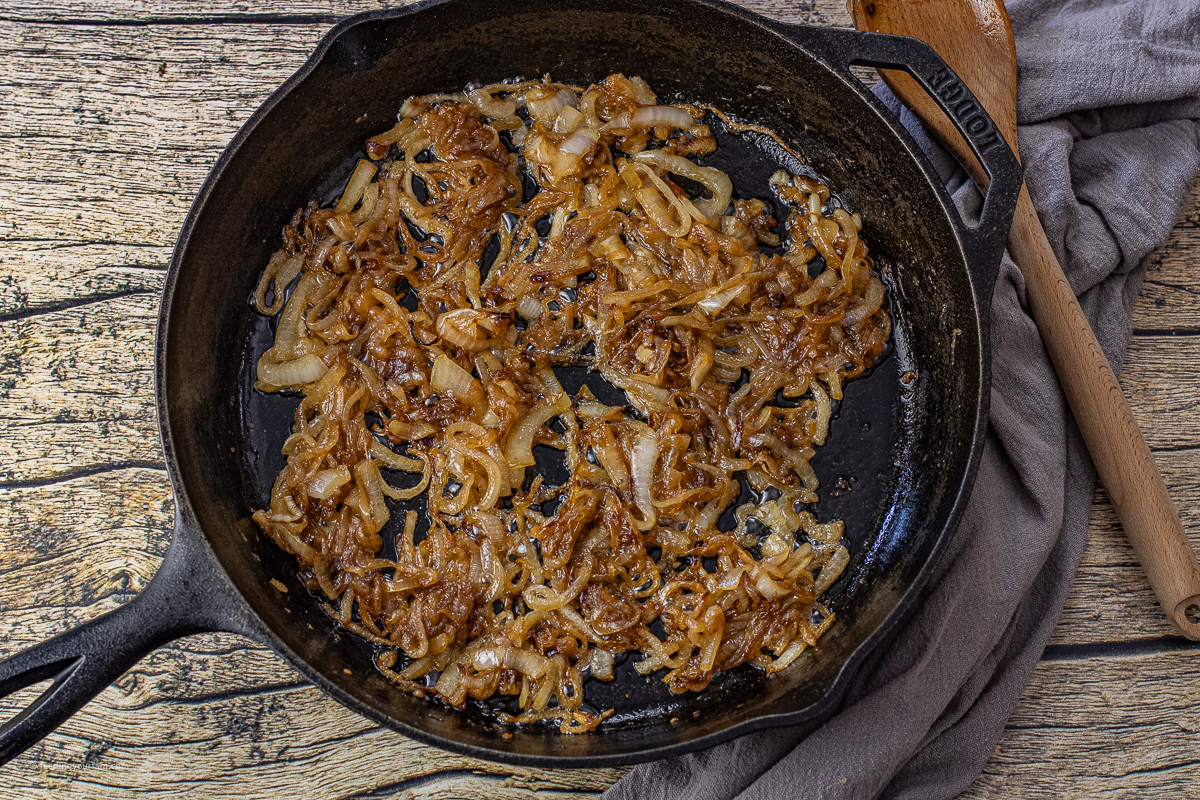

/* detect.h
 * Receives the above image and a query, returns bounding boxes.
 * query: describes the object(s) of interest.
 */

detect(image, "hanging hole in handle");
[871,67,990,194]
[0,680,55,729]
[1171,597,1200,640]
[789,25,1023,276]
[836,44,993,227]
[0,656,81,701]
[848,65,881,88]
[0,656,82,730]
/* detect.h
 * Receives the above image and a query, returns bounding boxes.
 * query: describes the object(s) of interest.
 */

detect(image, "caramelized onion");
[560,127,599,155]
[257,353,327,387]
[528,87,576,121]
[844,276,886,325]
[308,466,350,500]
[472,646,551,677]
[631,105,693,129]
[504,396,571,468]
[430,353,485,407]
[336,160,378,214]
[632,150,732,221]
[629,431,659,531]
[251,74,889,732]
[468,87,517,119]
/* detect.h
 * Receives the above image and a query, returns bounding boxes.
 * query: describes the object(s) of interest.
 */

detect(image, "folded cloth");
[602,2,1200,798]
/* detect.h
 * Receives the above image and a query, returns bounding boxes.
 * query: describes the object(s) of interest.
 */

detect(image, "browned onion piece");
[844,276,886,325]
[528,87,576,121]
[630,104,693,129]
[308,466,351,500]
[336,160,378,215]
[430,353,485,408]
[472,646,551,677]
[251,73,889,731]
[468,87,517,120]
[632,150,732,222]
[629,430,659,531]
[257,352,327,387]
[504,395,571,468]
[560,127,599,155]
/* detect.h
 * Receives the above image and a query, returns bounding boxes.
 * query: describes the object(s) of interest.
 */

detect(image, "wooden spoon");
[850,0,1200,638]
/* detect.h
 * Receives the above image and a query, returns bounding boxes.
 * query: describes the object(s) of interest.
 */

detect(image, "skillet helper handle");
[778,25,1022,303]
[0,522,243,764]
[1008,191,1200,639]
[0,595,181,765]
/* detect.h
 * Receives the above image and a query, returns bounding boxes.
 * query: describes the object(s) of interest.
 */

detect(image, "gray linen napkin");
[603,2,1200,798]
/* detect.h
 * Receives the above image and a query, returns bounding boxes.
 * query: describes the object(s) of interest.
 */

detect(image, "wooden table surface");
[2,1,1198,797]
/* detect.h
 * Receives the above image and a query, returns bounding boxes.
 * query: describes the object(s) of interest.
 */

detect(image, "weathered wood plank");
[1133,178,1200,328]
[0,21,323,248]
[0,0,848,25]
[962,648,1200,799]
[0,632,622,799]
[0,468,170,639]
[0,295,161,485]
[1120,336,1200,450]
[0,0,392,22]
[0,242,168,320]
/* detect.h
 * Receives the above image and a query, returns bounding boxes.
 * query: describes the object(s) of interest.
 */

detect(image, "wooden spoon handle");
[1009,185,1200,638]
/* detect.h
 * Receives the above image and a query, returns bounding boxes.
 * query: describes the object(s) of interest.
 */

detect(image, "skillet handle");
[0,515,251,765]
[776,24,1022,300]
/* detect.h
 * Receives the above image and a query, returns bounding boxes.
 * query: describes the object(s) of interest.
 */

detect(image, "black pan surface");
[0,0,1020,768]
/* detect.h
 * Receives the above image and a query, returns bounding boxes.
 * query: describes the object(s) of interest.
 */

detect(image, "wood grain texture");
[960,649,1200,799]
[0,0,853,25]
[0,468,170,637]
[0,20,324,247]
[1134,215,1200,334]
[1,0,1199,796]
[0,296,161,485]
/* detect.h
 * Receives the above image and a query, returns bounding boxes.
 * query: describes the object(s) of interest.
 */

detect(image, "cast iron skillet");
[0,0,1020,768]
